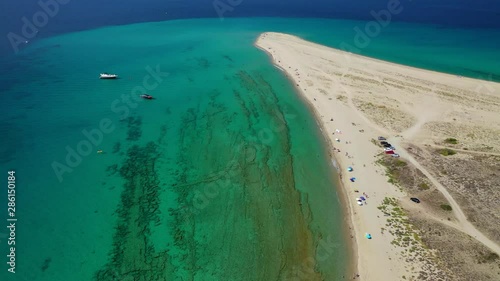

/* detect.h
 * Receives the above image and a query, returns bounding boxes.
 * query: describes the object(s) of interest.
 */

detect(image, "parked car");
[381,141,389,145]
[384,147,394,151]
[391,153,400,158]
[378,136,386,140]
[410,197,420,203]
[382,143,392,148]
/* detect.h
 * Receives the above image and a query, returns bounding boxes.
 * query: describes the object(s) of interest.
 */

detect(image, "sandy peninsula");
[256,32,500,280]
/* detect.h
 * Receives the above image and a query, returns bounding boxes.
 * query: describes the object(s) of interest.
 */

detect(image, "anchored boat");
[140,94,154,100]
[99,73,118,79]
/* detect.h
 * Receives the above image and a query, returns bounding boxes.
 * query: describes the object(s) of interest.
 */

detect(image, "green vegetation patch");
[444,138,458,144]
[438,148,456,156]
[379,197,428,253]
[477,252,499,264]
[336,95,347,101]
[377,158,409,186]
[479,252,499,263]
[393,159,408,167]
[440,204,452,211]
[418,182,430,190]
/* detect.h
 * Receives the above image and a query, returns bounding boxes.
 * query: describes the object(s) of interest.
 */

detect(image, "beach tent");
[347,167,353,172]
[350,177,356,182]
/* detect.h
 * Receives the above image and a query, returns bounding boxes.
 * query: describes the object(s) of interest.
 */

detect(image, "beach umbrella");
[360,196,366,201]
[350,177,356,182]
[365,233,372,239]
[347,167,353,172]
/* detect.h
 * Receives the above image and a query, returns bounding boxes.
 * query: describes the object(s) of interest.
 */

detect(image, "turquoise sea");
[1,17,499,281]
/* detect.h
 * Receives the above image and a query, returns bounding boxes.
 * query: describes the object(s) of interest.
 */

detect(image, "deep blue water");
[1,0,500,56]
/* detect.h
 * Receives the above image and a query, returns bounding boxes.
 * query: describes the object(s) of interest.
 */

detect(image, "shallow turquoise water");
[0,17,499,280]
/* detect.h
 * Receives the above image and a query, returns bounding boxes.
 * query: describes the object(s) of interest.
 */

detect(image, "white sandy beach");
[256,32,500,280]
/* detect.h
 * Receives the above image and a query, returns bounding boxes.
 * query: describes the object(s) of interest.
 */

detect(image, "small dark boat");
[140,94,154,100]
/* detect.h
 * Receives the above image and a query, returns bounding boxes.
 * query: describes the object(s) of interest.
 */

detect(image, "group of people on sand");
[332,128,370,201]
[332,126,374,247]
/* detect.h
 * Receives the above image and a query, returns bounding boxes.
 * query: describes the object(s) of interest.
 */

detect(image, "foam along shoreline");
[255,32,500,280]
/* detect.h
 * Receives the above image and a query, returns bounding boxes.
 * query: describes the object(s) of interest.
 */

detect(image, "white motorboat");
[99,73,118,79]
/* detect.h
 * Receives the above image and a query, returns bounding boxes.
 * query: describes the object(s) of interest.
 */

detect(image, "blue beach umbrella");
[347,167,353,172]
[350,177,356,182]
[365,233,372,239]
